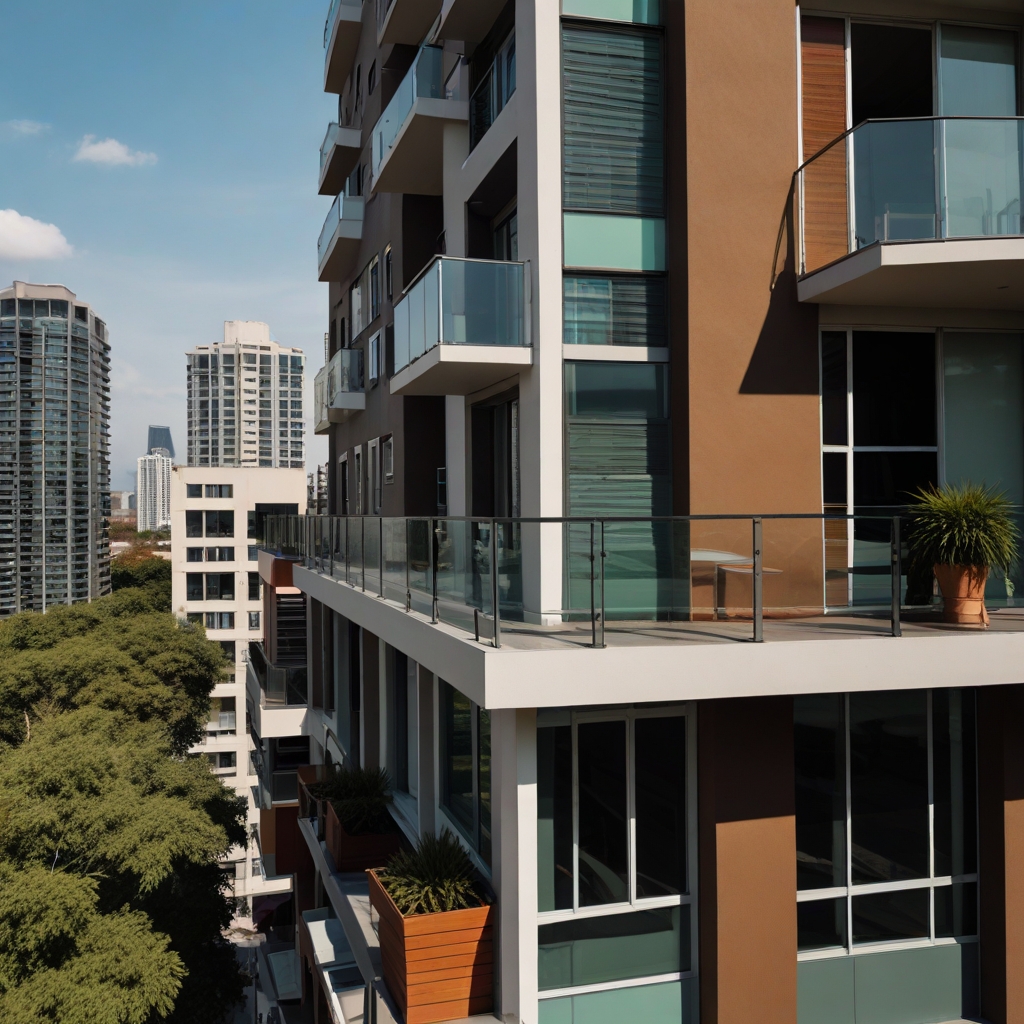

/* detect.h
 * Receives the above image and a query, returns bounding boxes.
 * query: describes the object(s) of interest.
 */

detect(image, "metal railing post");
[891,515,902,638]
[329,517,334,577]
[597,521,606,649]
[430,517,438,624]
[405,519,411,612]
[379,517,385,598]
[491,519,501,649]
[752,517,764,643]
[345,517,350,584]
[361,517,366,592]
[589,521,597,649]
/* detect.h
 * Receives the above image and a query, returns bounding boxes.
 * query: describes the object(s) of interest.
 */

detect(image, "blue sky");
[0,0,334,487]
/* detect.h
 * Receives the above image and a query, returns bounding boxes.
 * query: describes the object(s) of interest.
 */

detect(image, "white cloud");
[0,209,73,260]
[74,134,157,168]
[5,119,49,136]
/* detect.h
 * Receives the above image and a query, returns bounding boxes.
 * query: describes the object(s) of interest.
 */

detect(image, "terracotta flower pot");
[325,801,404,873]
[933,564,989,626]
[367,868,494,1024]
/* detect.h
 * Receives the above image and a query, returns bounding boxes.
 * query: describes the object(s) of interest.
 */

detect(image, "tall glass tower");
[0,282,111,614]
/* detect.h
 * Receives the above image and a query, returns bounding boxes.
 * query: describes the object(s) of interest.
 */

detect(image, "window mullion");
[845,692,853,953]
[928,688,936,941]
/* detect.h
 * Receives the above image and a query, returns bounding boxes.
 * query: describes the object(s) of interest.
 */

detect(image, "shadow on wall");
[740,178,819,397]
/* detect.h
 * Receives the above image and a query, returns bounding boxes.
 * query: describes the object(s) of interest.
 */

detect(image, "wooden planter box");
[325,801,404,873]
[367,868,494,1024]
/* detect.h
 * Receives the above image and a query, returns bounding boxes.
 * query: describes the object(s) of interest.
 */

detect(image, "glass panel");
[423,260,439,354]
[823,452,848,506]
[849,690,929,884]
[441,259,523,347]
[852,120,937,247]
[441,681,475,838]
[940,26,1017,117]
[932,688,978,878]
[479,708,491,865]
[798,897,848,952]
[563,275,668,347]
[821,331,848,446]
[538,906,686,990]
[634,716,686,897]
[852,332,936,447]
[538,723,574,912]
[852,888,929,944]
[394,293,410,372]
[577,720,629,906]
[795,694,847,890]
[935,881,978,938]
[943,119,1022,237]
[853,452,937,509]
[373,46,444,178]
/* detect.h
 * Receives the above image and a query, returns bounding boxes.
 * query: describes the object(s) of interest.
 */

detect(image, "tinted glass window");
[577,720,628,906]
[853,332,936,446]
[634,716,686,897]
[564,275,667,347]
[537,724,573,912]
[821,331,848,445]
[187,484,203,498]
[185,510,203,537]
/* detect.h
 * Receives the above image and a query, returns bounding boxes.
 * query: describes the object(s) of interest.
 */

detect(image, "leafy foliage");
[111,554,172,609]
[378,830,489,916]
[310,765,397,836]
[907,483,1020,571]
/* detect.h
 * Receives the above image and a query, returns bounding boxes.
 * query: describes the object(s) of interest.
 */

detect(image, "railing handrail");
[397,253,526,301]
[320,122,340,168]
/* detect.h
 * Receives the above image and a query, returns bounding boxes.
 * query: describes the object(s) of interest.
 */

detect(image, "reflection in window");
[563,275,667,347]
[578,721,628,906]
[440,680,490,864]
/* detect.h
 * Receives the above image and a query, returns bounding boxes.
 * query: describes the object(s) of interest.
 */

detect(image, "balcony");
[246,641,309,740]
[319,122,363,196]
[314,348,365,434]
[375,0,441,46]
[798,116,1024,308]
[318,193,365,283]
[370,45,468,195]
[324,0,362,94]
[390,257,530,396]
[438,0,508,44]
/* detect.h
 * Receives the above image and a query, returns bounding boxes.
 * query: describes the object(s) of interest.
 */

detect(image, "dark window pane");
[248,572,261,601]
[933,688,977,877]
[853,451,937,509]
[479,709,491,866]
[935,882,978,938]
[635,716,686,897]
[852,888,929,944]
[852,331,936,447]
[851,24,934,123]
[565,361,668,420]
[206,509,235,538]
[538,906,686,991]
[795,694,847,890]
[538,724,574,912]
[186,573,204,601]
[187,484,203,498]
[822,452,848,507]
[798,898,848,952]
[187,547,204,563]
[578,720,628,906]
[186,510,203,538]
[564,275,668,347]
[850,691,929,883]
[441,681,476,839]
[821,331,848,445]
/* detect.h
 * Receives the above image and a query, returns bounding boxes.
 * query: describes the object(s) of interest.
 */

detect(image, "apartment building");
[169,465,306,922]
[137,450,172,532]
[253,3,1024,1024]
[187,321,306,469]
[0,282,111,615]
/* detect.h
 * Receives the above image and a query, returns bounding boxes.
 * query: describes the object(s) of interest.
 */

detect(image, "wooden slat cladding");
[801,16,849,273]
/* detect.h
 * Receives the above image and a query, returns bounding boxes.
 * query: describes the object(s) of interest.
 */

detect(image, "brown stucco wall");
[698,696,797,1024]
[677,0,820,518]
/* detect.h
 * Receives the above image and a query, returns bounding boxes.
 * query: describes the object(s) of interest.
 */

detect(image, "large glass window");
[795,689,978,956]
[537,706,694,1003]
[563,274,667,347]
[440,680,490,865]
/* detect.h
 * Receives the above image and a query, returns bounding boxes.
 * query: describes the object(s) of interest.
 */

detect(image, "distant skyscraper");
[137,452,172,532]
[147,425,175,459]
[0,282,111,614]
[186,322,305,468]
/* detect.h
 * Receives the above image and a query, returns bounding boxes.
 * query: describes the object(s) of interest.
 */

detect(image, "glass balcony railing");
[799,116,1024,275]
[318,193,365,267]
[262,512,1024,648]
[248,641,308,707]
[325,0,360,46]
[315,348,364,428]
[393,257,525,374]
[372,44,446,181]
[320,123,340,172]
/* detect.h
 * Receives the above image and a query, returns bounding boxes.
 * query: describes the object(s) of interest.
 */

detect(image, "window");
[440,680,490,863]
[248,572,261,601]
[206,573,235,601]
[206,547,235,562]
[386,648,418,797]
[562,24,664,216]
[383,437,394,483]
[248,545,259,561]
[249,611,260,630]
[205,510,235,537]
[186,573,204,601]
[369,332,381,386]
[187,547,204,563]
[564,275,667,347]
[493,208,518,261]
[187,484,203,498]
[795,689,978,955]
[205,612,235,629]
[185,510,203,537]
[219,640,236,661]
[470,31,517,150]
[206,484,233,498]
[384,245,393,300]
[368,60,377,95]
[186,612,202,624]
[537,706,694,1004]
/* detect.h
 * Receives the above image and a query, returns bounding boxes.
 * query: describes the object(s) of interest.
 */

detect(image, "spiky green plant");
[309,766,395,836]
[907,483,1019,571]
[377,830,488,916]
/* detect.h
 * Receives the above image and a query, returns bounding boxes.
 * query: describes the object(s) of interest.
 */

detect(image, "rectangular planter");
[325,801,405,873]
[367,868,494,1024]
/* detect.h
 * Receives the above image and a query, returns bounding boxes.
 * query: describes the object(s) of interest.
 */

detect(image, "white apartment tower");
[136,451,172,532]
[187,321,306,469]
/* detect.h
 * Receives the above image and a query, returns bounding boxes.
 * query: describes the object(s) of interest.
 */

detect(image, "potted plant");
[907,483,1019,626]
[368,830,494,1024]
[308,766,405,872]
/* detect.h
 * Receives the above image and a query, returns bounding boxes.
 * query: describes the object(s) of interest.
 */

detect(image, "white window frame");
[369,331,381,386]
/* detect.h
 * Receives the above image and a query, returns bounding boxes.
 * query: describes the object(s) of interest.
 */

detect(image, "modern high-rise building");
[147,424,175,459]
[252,5,1024,1024]
[0,282,110,615]
[136,451,172,532]
[186,322,306,469]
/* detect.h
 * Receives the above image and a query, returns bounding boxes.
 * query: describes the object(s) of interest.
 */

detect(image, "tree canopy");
[0,559,247,1023]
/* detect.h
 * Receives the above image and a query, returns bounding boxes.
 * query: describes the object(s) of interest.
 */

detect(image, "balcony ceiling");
[379,0,442,46]
[438,0,508,44]
[318,127,362,196]
[389,344,532,396]
[797,237,1024,310]
[324,6,361,94]
[372,99,468,195]
[318,220,363,283]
